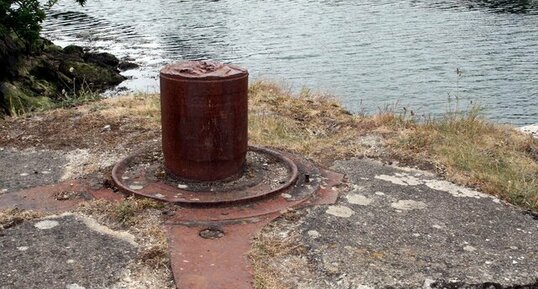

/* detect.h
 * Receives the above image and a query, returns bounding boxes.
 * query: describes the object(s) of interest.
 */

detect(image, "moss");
[1,37,127,117]
[60,61,125,89]
[29,79,57,96]
[0,82,52,115]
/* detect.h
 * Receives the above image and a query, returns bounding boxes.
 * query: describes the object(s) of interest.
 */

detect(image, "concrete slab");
[0,147,67,193]
[260,158,538,288]
[0,214,137,289]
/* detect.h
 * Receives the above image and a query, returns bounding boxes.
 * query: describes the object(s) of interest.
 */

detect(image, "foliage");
[0,0,86,47]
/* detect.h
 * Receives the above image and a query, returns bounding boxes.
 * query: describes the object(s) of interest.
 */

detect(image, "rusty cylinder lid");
[160,60,248,80]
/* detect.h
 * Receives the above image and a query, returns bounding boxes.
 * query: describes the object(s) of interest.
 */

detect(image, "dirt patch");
[0,95,160,152]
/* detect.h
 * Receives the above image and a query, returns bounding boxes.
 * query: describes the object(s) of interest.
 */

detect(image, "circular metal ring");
[112,146,299,205]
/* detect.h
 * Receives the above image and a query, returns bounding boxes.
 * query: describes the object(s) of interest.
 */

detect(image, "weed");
[55,78,102,108]
[0,209,44,230]
[248,80,371,165]
[112,198,164,224]
[249,229,303,289]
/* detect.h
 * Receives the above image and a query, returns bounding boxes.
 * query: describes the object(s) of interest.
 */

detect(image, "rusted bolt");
[160,60,248,181]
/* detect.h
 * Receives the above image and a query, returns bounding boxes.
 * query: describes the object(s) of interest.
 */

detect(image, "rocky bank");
[0,36,136,116]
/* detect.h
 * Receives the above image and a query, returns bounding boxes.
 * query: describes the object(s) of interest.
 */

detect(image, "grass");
[4,79,534,211]
[248,80,538,212]
[0,208,44,231]
[249,211,308,289]
[391,108,538,211]
[248,81,391,165]
[54,86,102,109]
[2,80,535,210]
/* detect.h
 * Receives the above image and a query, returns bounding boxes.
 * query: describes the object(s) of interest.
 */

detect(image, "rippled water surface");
[42,0,538,125]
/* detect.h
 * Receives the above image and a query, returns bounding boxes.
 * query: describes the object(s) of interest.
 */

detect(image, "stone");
[346,194,372,206]
[0,82,52,115]
[326,205,355,218]
[519,124,538,138]
[307,230,321,238]
[34,220,59,230]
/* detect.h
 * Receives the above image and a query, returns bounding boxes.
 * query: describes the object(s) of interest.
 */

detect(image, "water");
[42,0,538,125]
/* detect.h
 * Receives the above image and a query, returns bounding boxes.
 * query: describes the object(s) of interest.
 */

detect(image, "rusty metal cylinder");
[159,60,248,181]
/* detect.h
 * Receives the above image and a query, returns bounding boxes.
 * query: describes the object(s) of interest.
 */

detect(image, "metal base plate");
[112,145,344,289]
[112,146,299,204]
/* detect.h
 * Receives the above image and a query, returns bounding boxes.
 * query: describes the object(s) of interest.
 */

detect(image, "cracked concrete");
[259,158,538,289]
[0,214,137,289]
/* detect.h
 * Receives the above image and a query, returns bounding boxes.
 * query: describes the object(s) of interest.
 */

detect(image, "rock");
[0,36,24,80]
[346,194,372,206]
[307,230,321,238]
[62,45,84,56]
[519,124,538,138]
[38,38,63,54]
[390,199,427,211]
[0,82,52,115]
[326,205,355,218]
[0,36,126,116]
[59,60,125,90]
[84,52,120,67]
[118,61,140,71]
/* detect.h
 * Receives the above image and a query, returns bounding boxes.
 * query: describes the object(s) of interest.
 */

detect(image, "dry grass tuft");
[248,81,538,211]
[78,198,164,225]
[94,93,161,124]
[249,217,307,289]
[0,93,162,151]
[248,80,388,165]
[0,208,44,230]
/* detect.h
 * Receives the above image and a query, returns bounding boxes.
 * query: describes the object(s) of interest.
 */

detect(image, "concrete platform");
[258,158,538,288]
[0,214,137,289]
[1,145,537,288]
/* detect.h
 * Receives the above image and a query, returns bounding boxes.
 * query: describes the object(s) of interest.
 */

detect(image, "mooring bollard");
[159,60,249,181]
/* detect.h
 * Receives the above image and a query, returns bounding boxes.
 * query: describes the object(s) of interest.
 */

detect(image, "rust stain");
[0,181,124,212]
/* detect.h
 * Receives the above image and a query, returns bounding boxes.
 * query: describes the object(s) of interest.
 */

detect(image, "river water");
[42,0,538,125]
